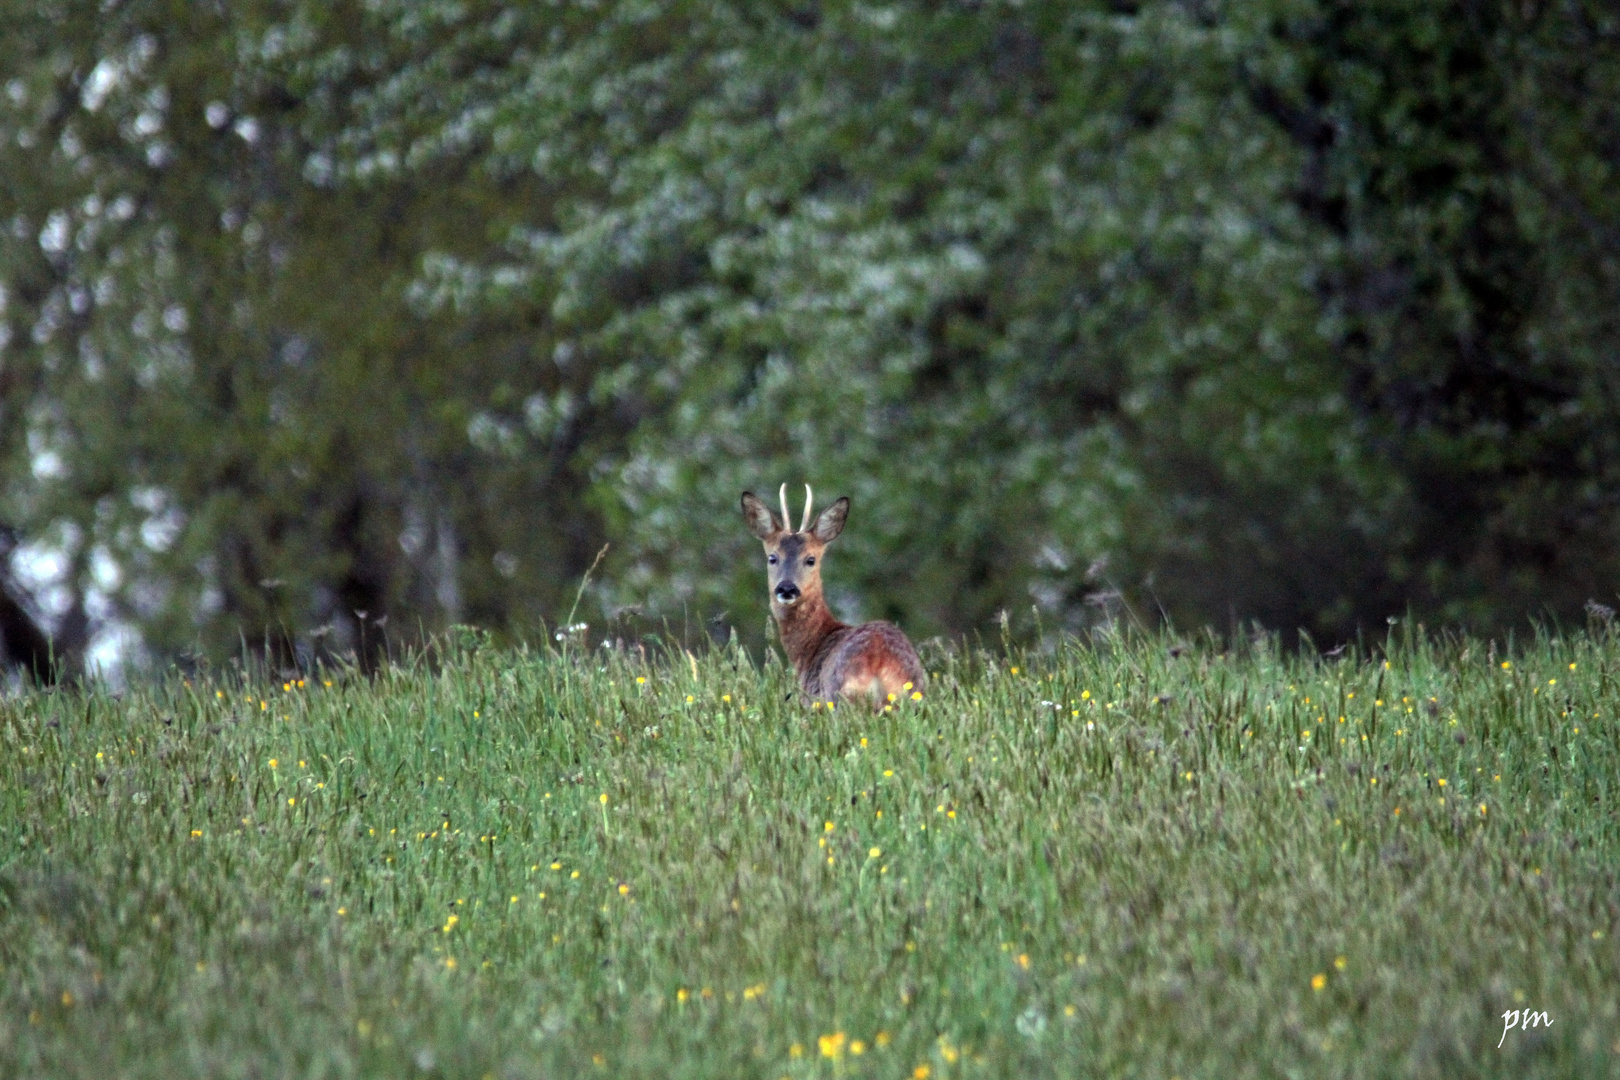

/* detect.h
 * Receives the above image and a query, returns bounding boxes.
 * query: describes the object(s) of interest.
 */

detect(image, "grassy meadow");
[1,628,1617,1079]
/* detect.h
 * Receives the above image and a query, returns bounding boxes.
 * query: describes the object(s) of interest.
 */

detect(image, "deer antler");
[779,483,791,533]
[800,484,814,533]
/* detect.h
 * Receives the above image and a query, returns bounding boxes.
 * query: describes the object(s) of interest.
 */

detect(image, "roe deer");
[741,484,926,709]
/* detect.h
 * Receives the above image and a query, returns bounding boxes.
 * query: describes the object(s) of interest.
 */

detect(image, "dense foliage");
[2,631,1616,1076]
[3,1,1619,669]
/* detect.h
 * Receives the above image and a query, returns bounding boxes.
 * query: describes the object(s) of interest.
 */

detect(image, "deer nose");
[774,583,801,604]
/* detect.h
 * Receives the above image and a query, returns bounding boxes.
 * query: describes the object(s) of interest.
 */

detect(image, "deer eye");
[805,557,816,566]
[767,554,777,565]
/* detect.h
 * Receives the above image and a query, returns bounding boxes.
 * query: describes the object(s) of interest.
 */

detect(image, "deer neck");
[774,590,843,675]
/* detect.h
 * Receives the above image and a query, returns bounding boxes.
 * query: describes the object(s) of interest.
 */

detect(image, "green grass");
[1,628,1617,1079]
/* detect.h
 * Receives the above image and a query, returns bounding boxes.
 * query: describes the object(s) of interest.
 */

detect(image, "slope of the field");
[1,632,1616,1079]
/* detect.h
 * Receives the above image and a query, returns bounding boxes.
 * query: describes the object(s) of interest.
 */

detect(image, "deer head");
[740,484,850,610]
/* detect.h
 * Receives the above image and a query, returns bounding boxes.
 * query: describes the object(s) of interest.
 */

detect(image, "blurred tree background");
[2,0,1618,676]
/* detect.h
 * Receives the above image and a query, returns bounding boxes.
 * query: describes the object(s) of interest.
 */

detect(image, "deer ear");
[811,496,850,543]
[740,492,782,540]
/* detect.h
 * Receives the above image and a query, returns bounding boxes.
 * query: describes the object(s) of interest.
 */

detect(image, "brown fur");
[741,489,926,708]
